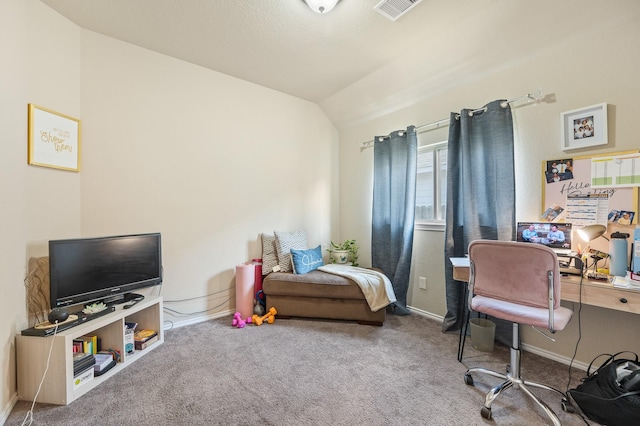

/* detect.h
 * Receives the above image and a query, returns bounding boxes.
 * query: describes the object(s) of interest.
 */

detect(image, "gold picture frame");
[28,104,81,172]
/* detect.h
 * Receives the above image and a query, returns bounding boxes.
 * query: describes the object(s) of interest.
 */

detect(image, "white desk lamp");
[576,224,608,242]
[577,224,609,275]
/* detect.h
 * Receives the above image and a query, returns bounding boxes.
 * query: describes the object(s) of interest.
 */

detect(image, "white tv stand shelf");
[16,296,163,405]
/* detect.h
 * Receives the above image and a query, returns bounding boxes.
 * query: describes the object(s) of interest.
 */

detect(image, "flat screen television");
[515,222,573,253]
[49,233,162,309]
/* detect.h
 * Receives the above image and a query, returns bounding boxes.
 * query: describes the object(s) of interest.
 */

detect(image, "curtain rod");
[360,89,544,152]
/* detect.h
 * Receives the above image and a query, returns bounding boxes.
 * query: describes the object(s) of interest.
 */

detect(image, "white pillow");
[261,234,278,275]
[274,230,308,273]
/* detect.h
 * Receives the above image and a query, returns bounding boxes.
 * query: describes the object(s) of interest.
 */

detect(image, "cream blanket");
[317,264,397,312]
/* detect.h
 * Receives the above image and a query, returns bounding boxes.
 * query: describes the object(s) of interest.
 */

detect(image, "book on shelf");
[97,349,121,363]
[133,329,157,341]
[73,336,97,355]
[73,367,94,390]
[134,333,159,350]
[72,351,93,365]
[93,353,117,375]
[73,353,95,377]
[93,353,113,369]
[79,334,99,354]
[94,359,116,376]
[74,362,94,377]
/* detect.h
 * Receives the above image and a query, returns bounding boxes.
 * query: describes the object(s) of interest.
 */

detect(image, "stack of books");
[133,329,158,350]
[73,352,95,377]
[93,353,117,376]
[72,334,98,355]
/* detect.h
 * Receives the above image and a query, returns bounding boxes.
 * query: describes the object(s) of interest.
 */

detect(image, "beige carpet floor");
[7,313,591,425]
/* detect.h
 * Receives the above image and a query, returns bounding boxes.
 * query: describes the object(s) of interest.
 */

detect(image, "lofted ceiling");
[39,0,480,103]
[40,0,633,127]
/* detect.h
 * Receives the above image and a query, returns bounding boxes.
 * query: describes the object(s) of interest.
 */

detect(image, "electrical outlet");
[419,276,427,290]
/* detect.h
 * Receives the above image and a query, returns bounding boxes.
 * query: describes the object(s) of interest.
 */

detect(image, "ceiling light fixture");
[303,0,341,14]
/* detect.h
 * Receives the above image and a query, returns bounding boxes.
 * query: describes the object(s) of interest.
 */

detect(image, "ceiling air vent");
[374,0,423,21]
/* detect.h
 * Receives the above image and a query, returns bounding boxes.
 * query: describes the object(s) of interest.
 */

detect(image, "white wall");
[1,0,338,420]
[77,31,338,323]
[0,1,28,420]
[330,1,640,367]
[1,0,82,421]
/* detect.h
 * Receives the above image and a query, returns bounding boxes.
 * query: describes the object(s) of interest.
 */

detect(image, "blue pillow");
[290,245,324,275]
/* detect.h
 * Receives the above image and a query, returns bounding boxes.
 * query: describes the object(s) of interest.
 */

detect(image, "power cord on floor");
[162,285,234,317]
[163,297,231,317]
[566,275,584,391]
[162,285,232,304]
[21,322,59,426]
[563,274,591,425]
[159,285,234,329]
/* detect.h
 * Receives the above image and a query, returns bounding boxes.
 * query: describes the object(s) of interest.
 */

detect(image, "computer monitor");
[516,222,573,252]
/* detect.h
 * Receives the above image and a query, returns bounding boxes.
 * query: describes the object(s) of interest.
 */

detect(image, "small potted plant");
[327,240,359,266]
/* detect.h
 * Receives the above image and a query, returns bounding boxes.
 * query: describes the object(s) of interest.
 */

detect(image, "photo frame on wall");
[27,104,81,172]
[561,102,607,151]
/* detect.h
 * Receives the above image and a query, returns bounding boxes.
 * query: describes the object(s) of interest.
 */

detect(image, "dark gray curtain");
[372,126,417,315]
[443,100,516,334]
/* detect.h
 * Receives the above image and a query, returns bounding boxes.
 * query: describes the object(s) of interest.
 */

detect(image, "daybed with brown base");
[262,270,386,326]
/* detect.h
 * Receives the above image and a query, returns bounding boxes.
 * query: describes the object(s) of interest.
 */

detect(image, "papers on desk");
[449,257,470,267]
[612,273,640,290]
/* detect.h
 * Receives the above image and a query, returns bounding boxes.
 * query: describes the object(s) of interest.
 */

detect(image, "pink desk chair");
[464,240,573,425]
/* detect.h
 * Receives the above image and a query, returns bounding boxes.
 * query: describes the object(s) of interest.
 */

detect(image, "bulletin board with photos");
[541,150,639,226]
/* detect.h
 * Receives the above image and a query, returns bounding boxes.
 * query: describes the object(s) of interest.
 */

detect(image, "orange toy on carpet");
[252,307,277,325]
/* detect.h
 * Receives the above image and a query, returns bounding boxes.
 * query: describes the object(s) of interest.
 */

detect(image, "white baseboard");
[407,305,588,372]
[1,393,18,426]
[521,342,588,372]
[408,306,444,323]
[163,309,233,330]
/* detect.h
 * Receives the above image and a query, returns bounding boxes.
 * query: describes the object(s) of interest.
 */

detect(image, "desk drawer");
[562,280,640,314]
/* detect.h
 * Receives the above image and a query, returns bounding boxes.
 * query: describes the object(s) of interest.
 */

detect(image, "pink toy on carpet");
[232,312,252,328]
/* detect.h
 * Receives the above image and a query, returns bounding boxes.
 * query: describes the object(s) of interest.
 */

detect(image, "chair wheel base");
[464,373,474,386]
[561,399,575,413]
[481,406,492,420]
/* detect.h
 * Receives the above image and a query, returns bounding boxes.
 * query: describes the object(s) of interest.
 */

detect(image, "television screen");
[516,222,572,250]
[49,233,162,308]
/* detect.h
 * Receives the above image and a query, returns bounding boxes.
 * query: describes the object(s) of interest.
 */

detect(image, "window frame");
[415,141,447,232]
